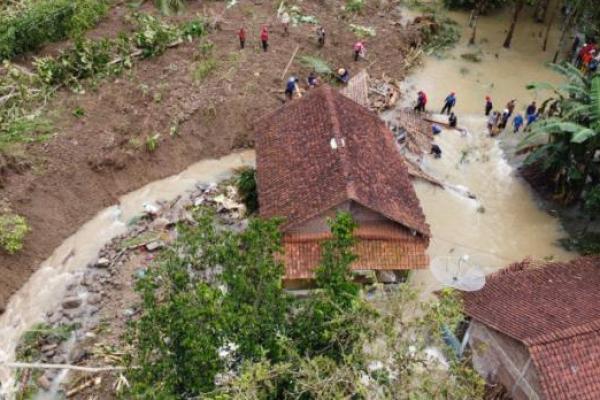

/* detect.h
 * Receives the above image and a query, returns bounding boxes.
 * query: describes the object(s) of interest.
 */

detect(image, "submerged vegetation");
[125,210,484,398]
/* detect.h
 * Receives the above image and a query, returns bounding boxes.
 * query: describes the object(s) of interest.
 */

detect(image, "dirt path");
[0,1,417,311]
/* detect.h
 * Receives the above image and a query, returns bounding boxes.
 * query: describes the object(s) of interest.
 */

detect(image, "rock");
[69,347,88,363]
[62,296,82,309]
[52,354,66,364]
[376,270,398,284]
[122,308,136,318]
[95,257,110,268]
[145,240,165,252]
[41,343,58,353]
[352,269,376,284]
[152,217,170,229]
[37,374,52,391]
[87,294,102,305]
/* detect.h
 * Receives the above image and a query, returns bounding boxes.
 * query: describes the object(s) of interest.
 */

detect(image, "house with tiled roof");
[463,257,600,400]
[255,85,430,285]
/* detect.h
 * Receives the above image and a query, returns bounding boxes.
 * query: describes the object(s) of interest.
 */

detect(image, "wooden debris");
[3,361,127,372]
[66,376,102,398]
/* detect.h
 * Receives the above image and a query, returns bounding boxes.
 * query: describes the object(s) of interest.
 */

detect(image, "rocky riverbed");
[9,179,249,399]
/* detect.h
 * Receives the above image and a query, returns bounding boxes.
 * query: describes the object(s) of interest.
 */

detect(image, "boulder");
[95,257,110,268]
[62,296,82,309]
[376,270,398,284]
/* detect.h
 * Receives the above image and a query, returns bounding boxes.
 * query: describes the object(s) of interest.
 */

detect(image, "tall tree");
[534,0,550,23]
[542,3,558,51]
[469,0,486,45]
[503,0,526,48]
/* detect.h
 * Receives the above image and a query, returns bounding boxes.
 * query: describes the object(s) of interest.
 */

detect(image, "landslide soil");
[0,0,416,311]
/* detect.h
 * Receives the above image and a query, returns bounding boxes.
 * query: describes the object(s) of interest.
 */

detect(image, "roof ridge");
[526,318,600,346]
[323,86,356,202]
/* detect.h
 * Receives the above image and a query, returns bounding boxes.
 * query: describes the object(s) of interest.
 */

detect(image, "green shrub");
[235,167,258,214]
[0,212,29,254]
[0,0,109,61]
[345,0,364,12]
[193,58,217,81]
[134,13,179,58]
[145,133,160,152]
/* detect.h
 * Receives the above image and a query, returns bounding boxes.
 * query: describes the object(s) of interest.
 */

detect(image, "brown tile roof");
[255,85,429,237]
[283,223,429,280]
[463,257,600,400]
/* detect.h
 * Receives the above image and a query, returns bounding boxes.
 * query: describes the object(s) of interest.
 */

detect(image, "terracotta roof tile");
[283,223,429,280]
[255,85,429,237]
[463,257,600,400]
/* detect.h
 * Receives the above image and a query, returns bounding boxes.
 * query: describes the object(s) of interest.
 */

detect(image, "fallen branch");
[3,362,127,372]
[108,39,184,66]
[66,376,102,397]
[280,45,300,81]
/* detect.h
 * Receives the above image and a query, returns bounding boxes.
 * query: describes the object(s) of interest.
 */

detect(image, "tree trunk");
[542,4,557,51]
[553,5,577,63]
[534,0,550,23]
[503,1,526,49]
[469,0,485,45]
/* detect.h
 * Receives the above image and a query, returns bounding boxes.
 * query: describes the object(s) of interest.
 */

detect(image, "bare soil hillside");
[0,0,419,311]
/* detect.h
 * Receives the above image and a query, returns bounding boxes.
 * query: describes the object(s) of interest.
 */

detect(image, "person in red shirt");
[260,25,269,52]
[353,41,365,61]
[238,27,246,49]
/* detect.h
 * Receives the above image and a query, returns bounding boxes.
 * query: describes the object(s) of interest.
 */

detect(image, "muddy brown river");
[0,5,576,397]
[399,5,573,292]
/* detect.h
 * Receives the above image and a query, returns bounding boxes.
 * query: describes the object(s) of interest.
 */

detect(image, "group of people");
[413,90,543,158]
[572,36,599,75]
[237,26,271,51]
[486,97,537,136]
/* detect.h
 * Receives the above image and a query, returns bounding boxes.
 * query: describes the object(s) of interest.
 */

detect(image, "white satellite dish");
[430,255,486,292]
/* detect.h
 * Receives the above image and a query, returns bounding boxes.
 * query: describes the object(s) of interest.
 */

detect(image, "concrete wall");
[469,320,543,400]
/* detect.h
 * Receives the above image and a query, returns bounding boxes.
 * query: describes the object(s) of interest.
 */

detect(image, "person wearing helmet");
[285,76,299,100]
[441,92,456,115]
[337,68,350,84]
[414,91,427,112]
[485,96,493,116]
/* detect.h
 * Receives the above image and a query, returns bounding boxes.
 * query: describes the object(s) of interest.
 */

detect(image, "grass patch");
[0,212,29,254]
[0,117,53,150]
[460,52,482,63]
[193,58,217,82]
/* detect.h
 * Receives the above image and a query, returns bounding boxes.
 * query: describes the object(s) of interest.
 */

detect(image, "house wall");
[469,320,543,400]
[287,201,395,234]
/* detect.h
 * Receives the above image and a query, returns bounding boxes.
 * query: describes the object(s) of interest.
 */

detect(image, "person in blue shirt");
[285,76,299,100]
[513,113,524,133]
[307,72,318,88]
[337,68,350,84]
[441,92,456,115]
[432,124,442,135]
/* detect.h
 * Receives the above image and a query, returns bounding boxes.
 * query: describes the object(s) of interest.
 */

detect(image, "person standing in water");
[414,91,427,112]
[513,113,524,133]
[485,96,493,116]
[449,112,457,128]
[506,99,516,117]
[441,92,456,115]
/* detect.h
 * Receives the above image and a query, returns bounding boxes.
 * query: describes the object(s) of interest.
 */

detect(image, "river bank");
[0,2,585,398]
[0,0,423,313]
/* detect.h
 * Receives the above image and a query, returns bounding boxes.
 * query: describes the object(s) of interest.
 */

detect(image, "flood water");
[397,4,574,292]
[0,151,254,396]
[0,5,578,396]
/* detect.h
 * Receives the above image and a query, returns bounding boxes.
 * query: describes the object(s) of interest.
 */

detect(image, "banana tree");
[520,64,600,203]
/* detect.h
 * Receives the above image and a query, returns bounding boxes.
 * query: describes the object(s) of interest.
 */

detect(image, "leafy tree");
[521,64,600,205]
[126,210,484,398]
[235,167,258,214]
